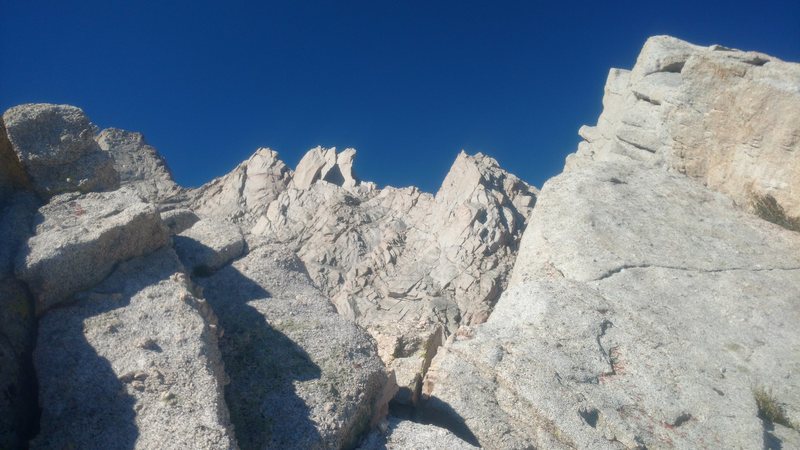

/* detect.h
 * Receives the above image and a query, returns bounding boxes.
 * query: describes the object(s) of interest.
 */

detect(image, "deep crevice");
[616,135,657,153]
[592,263,800,282]
[633,91,661,106]
[19,284,41,446]
[0,279,41,449]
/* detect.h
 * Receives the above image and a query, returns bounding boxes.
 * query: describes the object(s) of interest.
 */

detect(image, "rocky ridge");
[0,35,798,449]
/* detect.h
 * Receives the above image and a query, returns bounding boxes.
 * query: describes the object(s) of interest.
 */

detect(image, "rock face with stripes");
[569,35,800,226]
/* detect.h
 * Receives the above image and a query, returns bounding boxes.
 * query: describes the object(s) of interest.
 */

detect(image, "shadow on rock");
[198,263,323,450]
[33,286,139,449]
[404,396,481,448]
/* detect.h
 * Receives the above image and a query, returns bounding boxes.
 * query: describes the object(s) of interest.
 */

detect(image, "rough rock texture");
[174,219,246,274]
[16,188,170,313]
[359,418,478,450]
[190,147,291,226]
[32,248,236,450]
[249,149,537,399]
[96,128,181,203]
[3,34,799,450]
[197,244,394,449]
[569,35,800,223]
[423,160,800,448]
[3,104,119,197]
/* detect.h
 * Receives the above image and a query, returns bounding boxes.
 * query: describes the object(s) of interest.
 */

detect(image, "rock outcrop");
[190,147,291,226]
[3,104,119,198]
[422,36,800,449]
[424,162,800,448]
[96,128,181,203]
[249,149,537,400]
[291,146,359,190]
[569,35,800,225]
[1,35,799,450]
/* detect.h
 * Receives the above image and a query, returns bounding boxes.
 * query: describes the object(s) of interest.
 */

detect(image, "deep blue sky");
[2,1,799,192]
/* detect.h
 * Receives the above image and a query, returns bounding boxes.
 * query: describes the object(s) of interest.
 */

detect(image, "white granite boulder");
[3,104,119,198]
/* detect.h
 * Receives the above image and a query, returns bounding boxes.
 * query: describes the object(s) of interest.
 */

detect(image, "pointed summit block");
[292,146,360,190]
[191,147,291,225]
[96,128,180,203]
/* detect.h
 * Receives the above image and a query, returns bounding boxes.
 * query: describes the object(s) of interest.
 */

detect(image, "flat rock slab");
[32,248,235,450]
[198,244,393,449]
[16,188,169,313]
[359,419,478,450]
[423,162,800,449]
[174,219,245,275]
[3,103,119,197]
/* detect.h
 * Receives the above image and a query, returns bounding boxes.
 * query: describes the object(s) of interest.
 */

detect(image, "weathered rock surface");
[16,188,169,313]
[250,149,537,399]
[3,104,119,197]
[190,147,291,226]
[32,248,236,450]
[569,35,800,223]
[423,161,800,448]
[359,418,478,450]
[2,34,799,450]
[174,219,246,274]
[96,128,181,203]
[197,244,394,449]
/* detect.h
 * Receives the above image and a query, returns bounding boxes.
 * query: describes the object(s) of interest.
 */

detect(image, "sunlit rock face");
[423,36,800,449]
[568,35,800,224]
[1,34,799,450]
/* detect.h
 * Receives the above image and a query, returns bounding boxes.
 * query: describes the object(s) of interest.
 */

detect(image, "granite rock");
[32,248,236,450]
[3,104,119,197]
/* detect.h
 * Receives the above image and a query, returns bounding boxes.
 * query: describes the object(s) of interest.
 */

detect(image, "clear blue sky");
[2,1,798,192]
